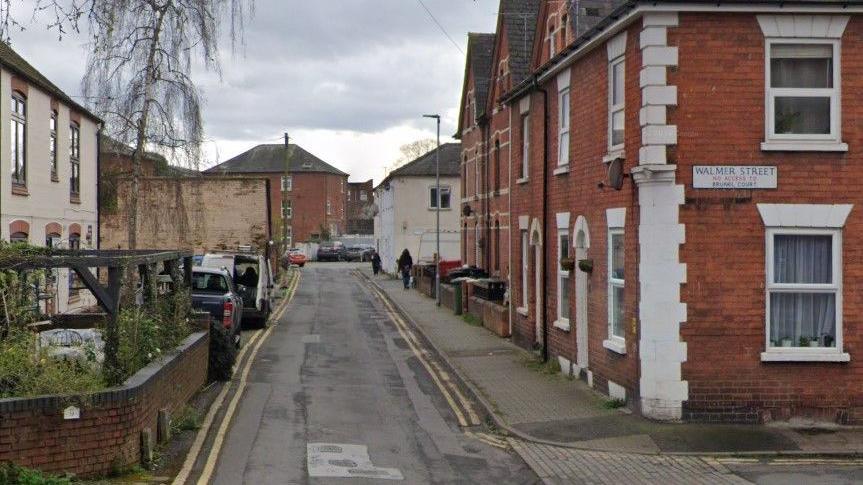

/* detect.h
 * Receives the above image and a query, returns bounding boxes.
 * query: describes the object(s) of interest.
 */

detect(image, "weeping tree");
[83,0,252,250]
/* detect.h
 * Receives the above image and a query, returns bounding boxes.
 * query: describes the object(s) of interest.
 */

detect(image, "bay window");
[766,229,842,355]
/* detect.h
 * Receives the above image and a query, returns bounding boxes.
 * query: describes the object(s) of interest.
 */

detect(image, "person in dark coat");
[397,249,413,289]
[371,251,382,275]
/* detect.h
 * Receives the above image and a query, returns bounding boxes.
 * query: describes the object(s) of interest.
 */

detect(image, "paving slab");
[362,269,863,457]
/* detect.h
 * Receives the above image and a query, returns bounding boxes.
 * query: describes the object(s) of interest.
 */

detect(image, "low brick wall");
[467,297,509,337]
[440,284,456,312]
[0,331,209,478]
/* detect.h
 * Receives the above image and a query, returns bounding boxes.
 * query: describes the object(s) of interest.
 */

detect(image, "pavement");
[208,263,538,484]
[360,268,863,458]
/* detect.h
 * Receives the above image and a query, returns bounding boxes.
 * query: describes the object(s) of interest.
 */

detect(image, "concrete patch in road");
[302,334,321,344]
[307,443,404,480]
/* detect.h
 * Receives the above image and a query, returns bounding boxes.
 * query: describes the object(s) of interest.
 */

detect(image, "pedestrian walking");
[397,249,413,290]
[371,251,382,275]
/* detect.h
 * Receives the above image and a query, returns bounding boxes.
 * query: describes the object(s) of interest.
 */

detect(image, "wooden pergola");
[0,249,194,383]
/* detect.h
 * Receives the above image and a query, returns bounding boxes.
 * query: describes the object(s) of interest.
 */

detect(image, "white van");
[201,250,275,326]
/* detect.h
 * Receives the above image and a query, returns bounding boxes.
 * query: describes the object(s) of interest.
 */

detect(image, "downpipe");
[535,79,550,364]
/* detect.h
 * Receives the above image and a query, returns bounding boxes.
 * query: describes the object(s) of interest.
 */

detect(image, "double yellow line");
[360,273,481,428]
[173,270,301,485]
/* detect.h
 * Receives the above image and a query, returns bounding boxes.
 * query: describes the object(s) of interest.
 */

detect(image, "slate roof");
[378,143,461,189]
[501,0,541,84]
[204,144,347,176]
[470,33,496,119]
[0,42,100,122]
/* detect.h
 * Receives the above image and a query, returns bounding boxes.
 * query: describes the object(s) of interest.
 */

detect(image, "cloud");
[8,0,501,184]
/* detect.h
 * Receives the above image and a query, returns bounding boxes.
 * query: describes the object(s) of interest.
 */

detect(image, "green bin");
[452,283,463,316]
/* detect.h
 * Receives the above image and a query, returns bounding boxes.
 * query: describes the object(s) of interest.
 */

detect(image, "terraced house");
[0,42,100,313]
[461,0,863,424]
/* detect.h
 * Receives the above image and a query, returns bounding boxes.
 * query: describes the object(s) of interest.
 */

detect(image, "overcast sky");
[9,0,500,183]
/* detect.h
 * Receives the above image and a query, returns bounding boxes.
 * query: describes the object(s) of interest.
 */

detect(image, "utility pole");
[423,114,441,306]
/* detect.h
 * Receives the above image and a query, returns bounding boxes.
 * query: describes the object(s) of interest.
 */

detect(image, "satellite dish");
[607,157,625,191]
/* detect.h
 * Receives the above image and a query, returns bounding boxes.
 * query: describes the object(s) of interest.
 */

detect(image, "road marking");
[173,270,301,485]
[465,431,510,450]
[307,443,404,480]
[359,273,481,427]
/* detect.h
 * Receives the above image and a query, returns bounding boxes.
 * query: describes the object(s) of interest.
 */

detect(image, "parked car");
[344,245,375,262]
[317,241,346,262]
[191,267,243,347]
[285,248,307,267]
[201,250,275,327]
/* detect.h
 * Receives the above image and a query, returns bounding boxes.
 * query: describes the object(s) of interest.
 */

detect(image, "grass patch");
[0,463,72,485]
[603,398,626,409]
[171,405,202,433]
[521,355,561,375]
[461,313,482,327]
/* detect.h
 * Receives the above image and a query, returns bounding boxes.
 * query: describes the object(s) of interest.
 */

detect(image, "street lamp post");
[423,114,441,306]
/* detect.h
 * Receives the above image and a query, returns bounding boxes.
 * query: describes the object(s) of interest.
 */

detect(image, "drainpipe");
[96,128,102,250]
[535,78,550,364]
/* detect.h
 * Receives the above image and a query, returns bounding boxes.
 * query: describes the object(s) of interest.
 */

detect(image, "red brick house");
[457,1,541,285]
[205,144,348,246]
[461,0,863,423]
[347,179,374,235]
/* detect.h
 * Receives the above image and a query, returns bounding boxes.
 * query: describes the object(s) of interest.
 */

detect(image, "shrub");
[208,321,236,382]
[0,329,103,399]
[0,463,72,484]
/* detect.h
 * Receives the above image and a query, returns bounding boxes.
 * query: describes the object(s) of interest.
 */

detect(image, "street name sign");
[693,165,777,189]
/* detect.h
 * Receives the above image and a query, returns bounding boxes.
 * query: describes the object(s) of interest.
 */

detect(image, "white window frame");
[282,200,292,219]
[555,230,571,330]
[606,228,625,350]
[474,150,480,196]
[285,225,292,247]
[281,175,292,191]
[763,227,847,361]
[360,190,368,201]
[429,185,452,210]
[520,230,529,313]
[763,38,842,150]
[558,89,570,167]
[327,199,332,215]
[475,223,481,265]
[607,56,625,154]
[521,113,530,180]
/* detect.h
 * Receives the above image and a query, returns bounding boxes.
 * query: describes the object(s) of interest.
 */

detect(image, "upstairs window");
[548,23,556,58]
[521,114,530,179]
[70,122,80,196]
[282,200,292,219]
[429,186,451,209]
[281,175,292,191]
[608,56,625,152]
[11,93,26,186]
[558,89,570,166]
[766,41,839,142]
[360,190,368,201]
[49,111,58,180]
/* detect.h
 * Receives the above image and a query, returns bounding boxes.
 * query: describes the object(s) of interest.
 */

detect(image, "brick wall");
[100,177,271,253]
[672,13,863,423]
[273,172,348,242]
[347,180,374,235]
[509,20,643,400]
[0,332,208,477]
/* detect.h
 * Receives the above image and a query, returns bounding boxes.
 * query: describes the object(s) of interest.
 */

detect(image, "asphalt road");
[210,263,537,484]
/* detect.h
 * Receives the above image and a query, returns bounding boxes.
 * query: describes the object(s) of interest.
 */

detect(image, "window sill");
[516,306,529,316]
[516,177,529,185]
[553,318,571,332]
[761,350,850,363]
[428,207,452,211]
[761,141,848,152]
[11,184,28,196]
[553,165,570,176]
[603,338,626,355]
[603,151,625,164]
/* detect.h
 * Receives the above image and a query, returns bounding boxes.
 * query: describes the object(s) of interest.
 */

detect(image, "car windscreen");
[193,272,229,293]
